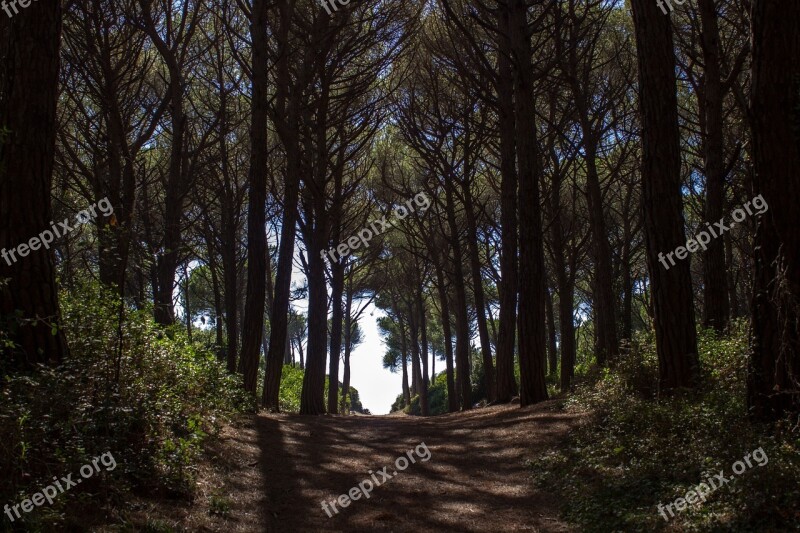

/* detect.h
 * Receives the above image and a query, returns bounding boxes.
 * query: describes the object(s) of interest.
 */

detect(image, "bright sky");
[346,304,399,414]
[186,255,432,414]
[289,266,434,416]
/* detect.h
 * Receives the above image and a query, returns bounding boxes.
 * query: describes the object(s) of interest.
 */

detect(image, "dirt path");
[195,401,581,532]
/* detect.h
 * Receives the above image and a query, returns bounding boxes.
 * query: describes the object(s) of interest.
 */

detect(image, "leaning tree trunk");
[262,0,304,410]
[747,0,800,420]
[631,0,699,391]
[0,0,68,366]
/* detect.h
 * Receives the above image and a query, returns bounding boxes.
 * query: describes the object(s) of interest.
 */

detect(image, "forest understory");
[2,0,800,531]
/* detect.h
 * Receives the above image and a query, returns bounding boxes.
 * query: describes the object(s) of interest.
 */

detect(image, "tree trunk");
[327,262,345,414]
[583,142,619,365]
[546,287,558,377]
[300,199,329,415]
[509,0,548,406]
[221,115,240,373]
[461,178,495,401]
[183,264,192,342]
[151,52,187,327]
[0,0,68,366]
[725,232,740,319]
[495,8,519,403]
[395,312,417,405]
[340,288,353,412]
[434,262,458,412]
[262,0,304,410]
[407,300,429,415]
[747,0,800,420]
[698,0,730,332]
[209,255,224,353]
[444,175,472,410]
[621,194,635,341]
[558,273,576,392]
[418,285,430,390]
[222,219,239,372]
[631,0,699,391]
[241,0,270,395]
[399,313,411,407]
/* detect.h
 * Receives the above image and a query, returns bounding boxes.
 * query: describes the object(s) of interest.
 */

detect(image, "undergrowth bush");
[530,319,800,532]
[0,281,253,530]
[404,372,450,416]
[277,364,333,414]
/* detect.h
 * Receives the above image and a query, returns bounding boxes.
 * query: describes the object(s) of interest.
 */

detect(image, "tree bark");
[747,0,800,420]
[444,173,472,410]
[509,0,548,406]
[262,0,305,410]
[494,7,519,403]
[418,285,430,391]
[461,173,495,401]
[407,299,429,415]
[327,262,345,414]
[340,288,354,412]
[399,312,411,407]
[240,0,270,395]
[0,0,68,366]
[698,0,730,332]
[558,273,577,392]
[300,209,328,415]
[631,0,699,391]
[434,262,458,412]
[546,287,558,376]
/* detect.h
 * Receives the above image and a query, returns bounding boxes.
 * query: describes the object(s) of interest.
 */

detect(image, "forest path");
[205,402,581,532]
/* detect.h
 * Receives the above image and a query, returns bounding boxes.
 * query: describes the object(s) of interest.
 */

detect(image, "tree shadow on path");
[250,401,582,533]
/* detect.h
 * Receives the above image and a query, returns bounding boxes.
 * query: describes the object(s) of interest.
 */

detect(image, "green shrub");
[278,365,330,413]
[530,320,800,532]
[0,281,252,529]
[403,372,450,416]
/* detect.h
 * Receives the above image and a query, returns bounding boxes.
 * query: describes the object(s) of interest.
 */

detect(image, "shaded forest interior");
[1,0,799,531]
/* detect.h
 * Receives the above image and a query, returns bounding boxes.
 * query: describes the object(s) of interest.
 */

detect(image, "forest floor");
[140,401,584,532]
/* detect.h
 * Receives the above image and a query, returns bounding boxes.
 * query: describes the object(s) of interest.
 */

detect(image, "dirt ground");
[152,401,583,533]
